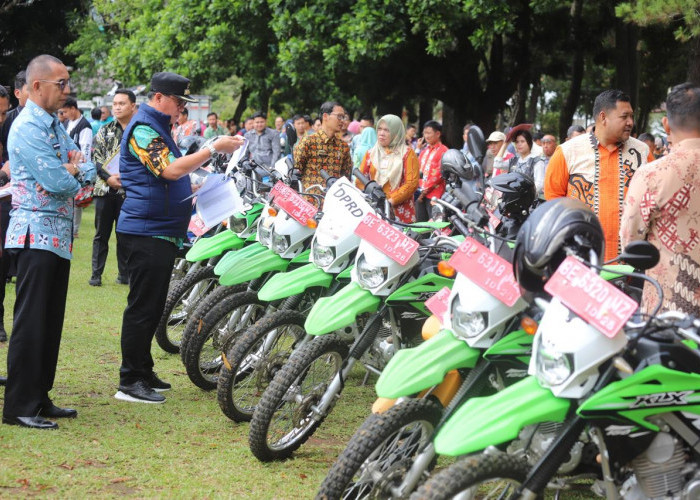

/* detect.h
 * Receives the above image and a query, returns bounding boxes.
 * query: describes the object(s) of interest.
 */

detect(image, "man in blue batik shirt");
[2,55,96,430]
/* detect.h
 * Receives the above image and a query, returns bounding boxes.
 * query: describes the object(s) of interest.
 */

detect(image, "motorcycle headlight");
[536,341,573,387]
[312,244,335,268]
[357,255,387,289]
[451,297,487,339]
[230,217,248,234]
[272,231,290,254]
[258,222,272,246]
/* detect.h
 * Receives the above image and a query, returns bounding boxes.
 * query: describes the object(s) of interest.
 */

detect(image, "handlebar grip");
[353,168,370,186]
[450,215,471,236]
[320,170,330,181]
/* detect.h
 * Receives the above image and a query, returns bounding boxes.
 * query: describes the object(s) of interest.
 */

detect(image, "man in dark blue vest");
[115,72,244,404]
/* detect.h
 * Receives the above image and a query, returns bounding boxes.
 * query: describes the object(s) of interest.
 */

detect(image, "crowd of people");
[0,52,698,431]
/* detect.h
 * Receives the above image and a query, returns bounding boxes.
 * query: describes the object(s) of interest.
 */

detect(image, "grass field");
[0,206,376,498]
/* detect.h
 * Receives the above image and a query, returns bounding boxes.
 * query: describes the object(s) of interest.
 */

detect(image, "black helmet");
[178,135,206,156]
[441,149,483,183]
[513,198,604,293]
[466,125,486,164]
[490,172,536,219]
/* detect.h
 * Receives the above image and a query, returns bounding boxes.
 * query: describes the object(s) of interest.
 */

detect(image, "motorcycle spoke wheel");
[184,291,265,390]
[249,334,349,461]
[317,398,443,500]
[218,310,307,422]
[155,265,217,354]
[411,453,530,500]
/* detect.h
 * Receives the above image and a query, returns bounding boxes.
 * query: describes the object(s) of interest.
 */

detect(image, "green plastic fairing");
[213,242,264,276]
[218,247,289,286]
[386,273,454,304]
[408,221,451,233]
[600,264,634,281]
[434,376,570,456]
[186,230,244,262]
[376,329,480,398]
[337,265,353,280]
[484,329,533,365]
[578,365,700,430]
[290,249,312,264]
[258,264,333,302]
[304,282,380,336]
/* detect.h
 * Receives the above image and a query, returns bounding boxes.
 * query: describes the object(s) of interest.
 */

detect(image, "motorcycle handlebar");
[353,168,370,186]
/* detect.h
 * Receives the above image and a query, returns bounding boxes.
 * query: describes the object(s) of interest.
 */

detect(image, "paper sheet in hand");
[225,138,249,175]
[103,151,120,175]
[194,174,244,227]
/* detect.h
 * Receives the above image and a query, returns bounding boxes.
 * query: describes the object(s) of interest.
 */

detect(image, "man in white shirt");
[61,97,93,237]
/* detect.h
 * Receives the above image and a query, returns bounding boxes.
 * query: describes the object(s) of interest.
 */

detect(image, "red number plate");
[269,181,318,226]
[354,213,419,266]
[448,238,521,307]
[425,286,451,323]
[544,256,638,338]
[188,214,210,237]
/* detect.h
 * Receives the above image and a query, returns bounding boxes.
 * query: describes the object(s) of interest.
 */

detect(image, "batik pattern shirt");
[419,143,448,199]
[5,99,96,260]
[92,119,124,196]
[620,138,700,316]
[295,129,352,194]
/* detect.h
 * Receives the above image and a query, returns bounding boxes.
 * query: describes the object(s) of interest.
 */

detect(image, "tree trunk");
[510,0,531,126]
[688,36,700,85]
[614,19,640,108]
[418,99,434,133]
[442,103,468,150]
[558,0,584,142]
[232,86,251,125]
[527,77,541,124]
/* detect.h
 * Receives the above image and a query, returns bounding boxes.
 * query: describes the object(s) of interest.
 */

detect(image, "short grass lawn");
[0,206,375,498]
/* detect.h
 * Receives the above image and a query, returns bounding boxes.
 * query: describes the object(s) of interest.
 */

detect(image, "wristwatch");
[206,143,217,157]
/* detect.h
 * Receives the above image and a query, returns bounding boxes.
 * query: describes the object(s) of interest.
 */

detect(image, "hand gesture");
[213,135,245,154]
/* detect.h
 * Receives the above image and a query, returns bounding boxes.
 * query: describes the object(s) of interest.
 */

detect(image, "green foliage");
[202,75,245,121]
[616,0,700,40]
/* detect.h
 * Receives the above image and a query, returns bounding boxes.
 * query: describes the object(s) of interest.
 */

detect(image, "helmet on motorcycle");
[513,198,604,293]
[490,172,536,219]
[441,149,481,182]
[178,135,206,156]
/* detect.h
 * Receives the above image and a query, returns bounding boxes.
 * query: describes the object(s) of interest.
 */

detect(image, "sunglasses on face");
[39,79,71,91]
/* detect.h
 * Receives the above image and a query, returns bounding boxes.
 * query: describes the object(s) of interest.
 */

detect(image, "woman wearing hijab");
[356,114,419,223]
[352,126,378,170]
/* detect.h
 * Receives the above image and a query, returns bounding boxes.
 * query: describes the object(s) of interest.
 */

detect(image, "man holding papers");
[115,72,244,404]
[90,89,136,287]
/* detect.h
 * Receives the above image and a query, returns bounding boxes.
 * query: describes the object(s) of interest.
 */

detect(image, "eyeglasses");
[329,112,349,121]
[166,95,186,109]
[39,79,71,91]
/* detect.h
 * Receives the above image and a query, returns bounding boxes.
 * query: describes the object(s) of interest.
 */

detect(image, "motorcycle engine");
[507,422,584,474]
[620,432,688,499]
[362,319,394,372]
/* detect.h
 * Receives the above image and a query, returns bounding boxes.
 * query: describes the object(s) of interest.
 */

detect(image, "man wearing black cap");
[115,71,244,404]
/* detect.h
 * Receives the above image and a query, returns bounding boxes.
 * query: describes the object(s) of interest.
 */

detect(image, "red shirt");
[419,143,448,199]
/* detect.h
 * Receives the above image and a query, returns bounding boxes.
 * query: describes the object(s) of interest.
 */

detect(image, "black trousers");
[0,199,11,325]
[91,193,126,279]
[3,249,70,418]
[118,233,177,386]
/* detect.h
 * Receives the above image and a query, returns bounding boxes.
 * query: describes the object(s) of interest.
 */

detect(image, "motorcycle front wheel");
[317,397,443,500]
[183,290,267,390]
[249,333,348,462]
[155,265,218,354]
[410,453,531,500]
[217,310,307,422]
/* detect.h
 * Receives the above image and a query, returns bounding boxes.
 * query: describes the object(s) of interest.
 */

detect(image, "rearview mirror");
[618,241,659,271]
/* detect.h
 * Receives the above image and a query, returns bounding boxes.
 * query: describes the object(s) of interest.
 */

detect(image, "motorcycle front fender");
[186,230,245,263]
[213,242,264,276]
[376,329,480,399]
[434,376,570,456]
[219,247,289,286]
[258,263,333,302]
[304,282,380,336]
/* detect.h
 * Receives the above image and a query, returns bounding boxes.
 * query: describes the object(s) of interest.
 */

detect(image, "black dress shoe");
[2,415,58,429]
[0,376,6,386]
[39,404,77,419]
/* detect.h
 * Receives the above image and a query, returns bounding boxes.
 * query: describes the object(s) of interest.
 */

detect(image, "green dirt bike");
[248,177,456,462]
[216,175,374,422]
